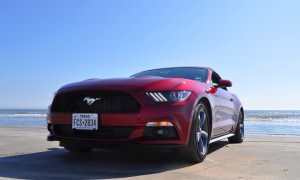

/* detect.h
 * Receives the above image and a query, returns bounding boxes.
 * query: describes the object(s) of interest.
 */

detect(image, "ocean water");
[0,109,299,136]
[245,110,300,136]
[0,109,47,127]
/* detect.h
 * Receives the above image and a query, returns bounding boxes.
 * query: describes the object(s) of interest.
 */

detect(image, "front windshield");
[131,67,208,82]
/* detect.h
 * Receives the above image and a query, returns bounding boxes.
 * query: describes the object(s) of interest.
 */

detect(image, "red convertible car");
[47,67,244,163]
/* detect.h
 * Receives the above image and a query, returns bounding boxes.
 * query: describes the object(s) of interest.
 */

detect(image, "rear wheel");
[228,110,244,143]
[182,102,210,163]
[64,147,92,153]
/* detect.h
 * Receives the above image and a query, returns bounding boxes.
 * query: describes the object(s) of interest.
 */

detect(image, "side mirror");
[218,79,232,87]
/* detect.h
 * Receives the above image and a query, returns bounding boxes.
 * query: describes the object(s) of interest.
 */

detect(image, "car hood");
[58,76,195,93]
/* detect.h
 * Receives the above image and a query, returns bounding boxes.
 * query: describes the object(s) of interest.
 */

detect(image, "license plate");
[72,113,98,130]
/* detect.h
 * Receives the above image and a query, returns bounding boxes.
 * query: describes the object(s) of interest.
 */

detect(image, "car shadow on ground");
[0,141,228,180]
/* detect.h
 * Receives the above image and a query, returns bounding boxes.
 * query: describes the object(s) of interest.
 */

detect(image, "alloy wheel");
[196,106,209,155]
[239,111,244,138]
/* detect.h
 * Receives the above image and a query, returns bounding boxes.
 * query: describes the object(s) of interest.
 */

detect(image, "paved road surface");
[0,127,299,180]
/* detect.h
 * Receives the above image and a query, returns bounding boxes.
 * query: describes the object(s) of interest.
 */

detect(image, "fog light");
[153,127,169,137]
[156,129,166,136]
[146,121,174,127]
[143,126,179,140]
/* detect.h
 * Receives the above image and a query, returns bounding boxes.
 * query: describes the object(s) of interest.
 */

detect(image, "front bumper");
[47,101,195,146]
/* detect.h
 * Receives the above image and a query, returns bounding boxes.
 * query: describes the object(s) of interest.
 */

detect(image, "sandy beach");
[0,127,299,180]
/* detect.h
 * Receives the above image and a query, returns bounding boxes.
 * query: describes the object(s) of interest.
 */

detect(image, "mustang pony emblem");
[83,97,101,106]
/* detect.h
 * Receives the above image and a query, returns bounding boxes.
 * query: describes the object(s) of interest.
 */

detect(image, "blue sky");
[0,0,299,110]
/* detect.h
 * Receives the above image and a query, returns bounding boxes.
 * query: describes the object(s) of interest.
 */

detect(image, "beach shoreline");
[2,109,300,136]
[0,126,299,179]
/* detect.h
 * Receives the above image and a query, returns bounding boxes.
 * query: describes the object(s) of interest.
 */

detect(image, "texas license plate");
[72,113,98,130]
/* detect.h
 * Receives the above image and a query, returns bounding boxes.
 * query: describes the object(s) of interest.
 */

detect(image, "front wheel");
[181,102,210,163]
[228,110,244,143]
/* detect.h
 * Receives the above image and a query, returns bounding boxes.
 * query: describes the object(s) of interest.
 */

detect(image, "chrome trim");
[83,97,101,106]
[209,133,235,144]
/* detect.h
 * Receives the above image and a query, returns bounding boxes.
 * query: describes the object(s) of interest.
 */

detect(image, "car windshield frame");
[131,67,208,82]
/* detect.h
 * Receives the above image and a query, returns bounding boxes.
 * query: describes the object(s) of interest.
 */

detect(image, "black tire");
[181,102,210,163]
[64,147,92,153]
[228,110,244,143]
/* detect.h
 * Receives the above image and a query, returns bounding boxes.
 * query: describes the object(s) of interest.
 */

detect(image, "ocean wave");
[245,115,290,119]
[245,117,300,123]
[245,112,300,122]
[0,114,47,118]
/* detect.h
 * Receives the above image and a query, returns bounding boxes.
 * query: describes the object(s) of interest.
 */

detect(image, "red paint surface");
[48,67,242,146]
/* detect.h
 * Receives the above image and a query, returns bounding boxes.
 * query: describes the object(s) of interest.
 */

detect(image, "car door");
[210,72,235,136]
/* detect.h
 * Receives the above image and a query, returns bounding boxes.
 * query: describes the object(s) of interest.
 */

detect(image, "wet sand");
[0,127,299,180]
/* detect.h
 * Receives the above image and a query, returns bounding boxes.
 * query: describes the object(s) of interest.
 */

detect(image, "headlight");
[146,91,191,102]
[169,91,192,101]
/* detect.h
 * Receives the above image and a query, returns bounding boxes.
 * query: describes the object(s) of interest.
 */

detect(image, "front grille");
[51,91,141,113]
[53,125,134,139]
